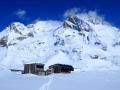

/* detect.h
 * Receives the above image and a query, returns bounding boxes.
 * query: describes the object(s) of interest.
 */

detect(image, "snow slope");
[0,11,120,71]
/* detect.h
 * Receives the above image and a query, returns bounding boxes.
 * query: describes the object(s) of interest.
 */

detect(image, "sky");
[0,0,120,30]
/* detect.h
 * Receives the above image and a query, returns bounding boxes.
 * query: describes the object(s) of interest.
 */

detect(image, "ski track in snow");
[39,75,54,90]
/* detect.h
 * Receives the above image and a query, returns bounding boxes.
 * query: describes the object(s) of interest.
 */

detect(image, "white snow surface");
[0,70,120,90]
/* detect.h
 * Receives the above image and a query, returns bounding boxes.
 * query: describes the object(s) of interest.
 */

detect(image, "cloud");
[64,8,81,17]
[63,8,109,25]
[32,18,42,23]
[15,9,28,20]
[63,8,101,19]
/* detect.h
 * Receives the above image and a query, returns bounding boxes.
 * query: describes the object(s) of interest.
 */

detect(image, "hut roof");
[24,63,44,66]
[49,63,74,69]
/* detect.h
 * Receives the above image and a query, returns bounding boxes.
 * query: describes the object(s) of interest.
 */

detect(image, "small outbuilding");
[22,63,45,75]
[48,64,74,73]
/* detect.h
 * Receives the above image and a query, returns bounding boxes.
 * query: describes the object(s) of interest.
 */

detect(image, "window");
[36,65,44,68]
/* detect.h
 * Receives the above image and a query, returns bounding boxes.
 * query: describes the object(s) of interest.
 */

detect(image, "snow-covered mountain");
[0,11,120,71]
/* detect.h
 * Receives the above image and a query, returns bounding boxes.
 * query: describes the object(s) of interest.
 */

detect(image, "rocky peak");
[0,22,34,47]
[0,36,8,47]
[67,16,80,25]
[8,22,29,35]
[63,15,93,32]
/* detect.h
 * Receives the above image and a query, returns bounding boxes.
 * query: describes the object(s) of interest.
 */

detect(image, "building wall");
[49,64,74,73]
[23,64,44,75]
